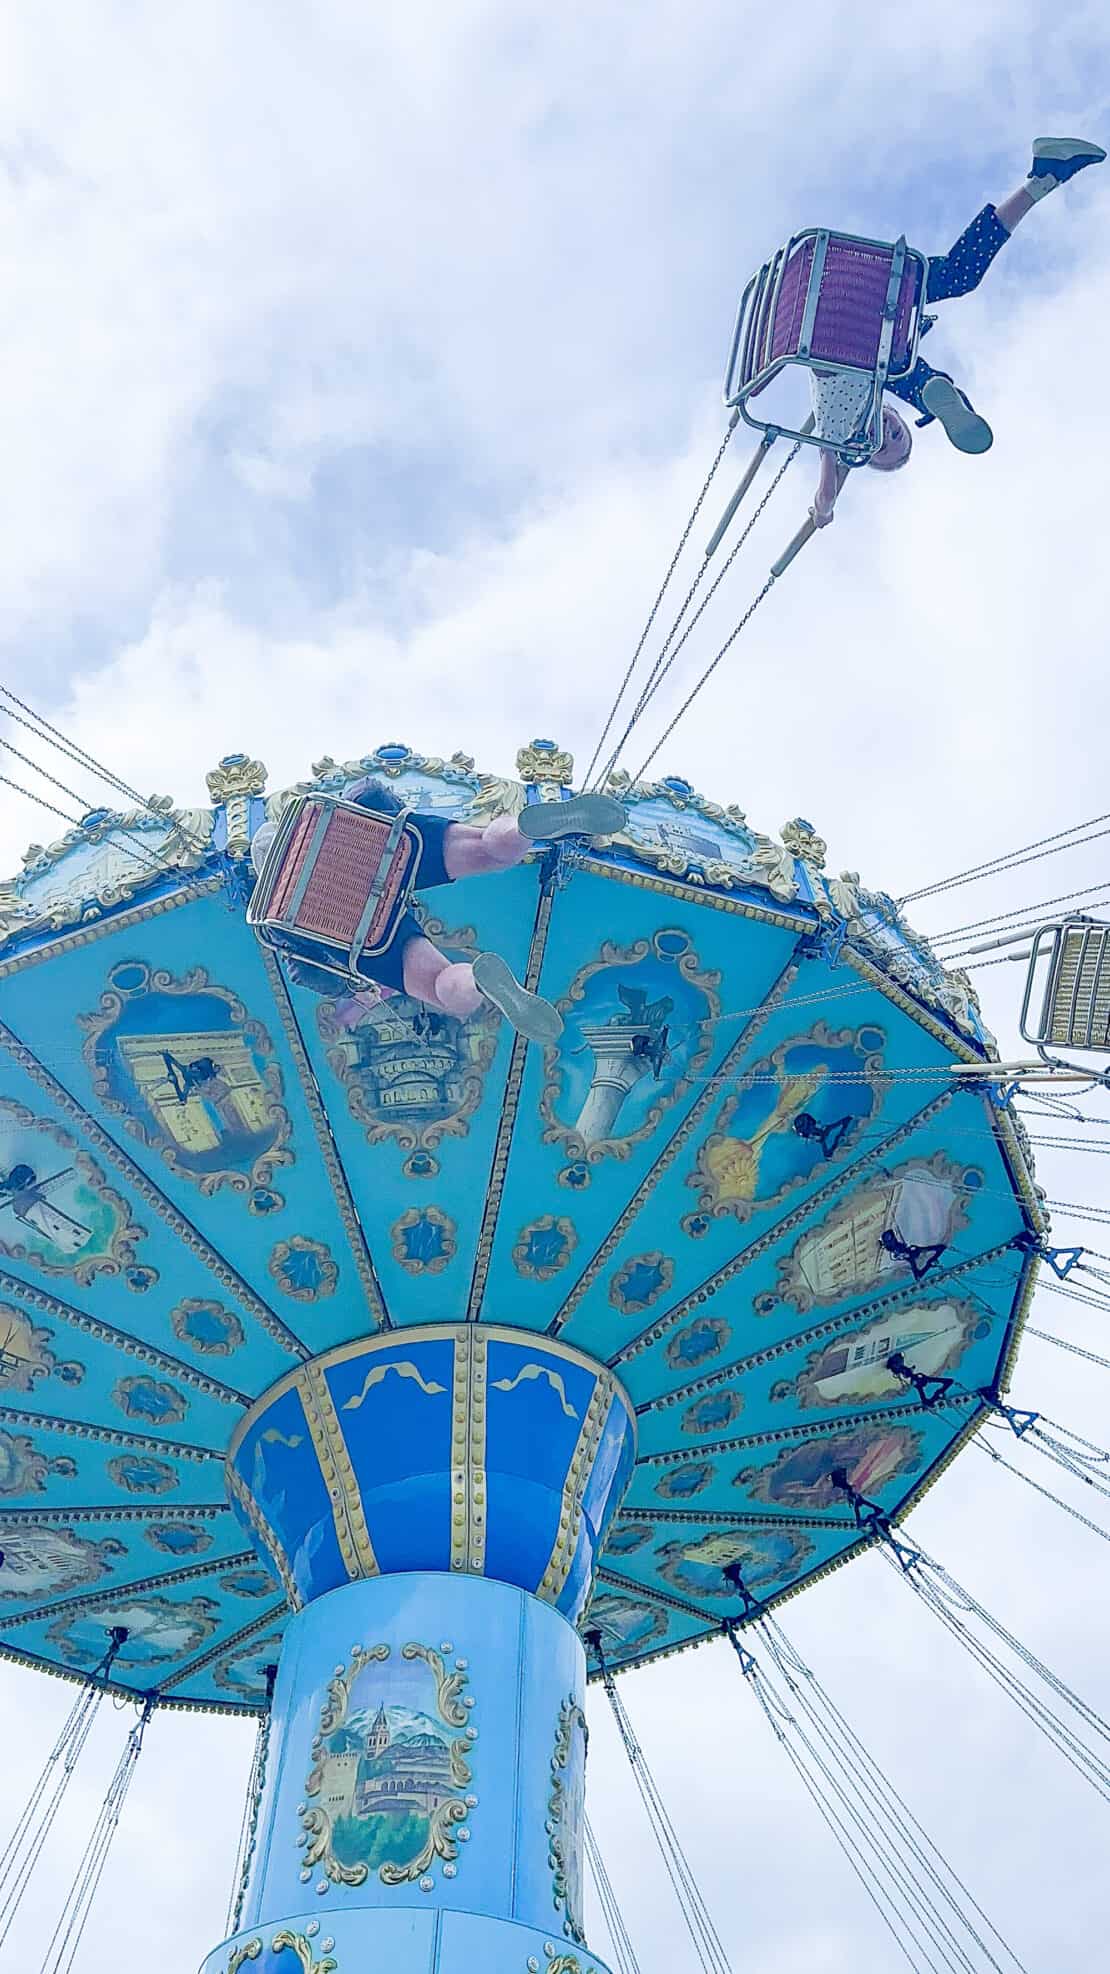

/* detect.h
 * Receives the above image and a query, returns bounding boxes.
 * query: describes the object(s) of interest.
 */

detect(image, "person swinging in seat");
[251,780,625,1044]
[810,136,1105,527]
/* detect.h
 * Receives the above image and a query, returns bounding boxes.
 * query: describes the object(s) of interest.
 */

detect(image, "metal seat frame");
[247,792,423,987]
[1020,918,1110,1057]
[723,228,929,463]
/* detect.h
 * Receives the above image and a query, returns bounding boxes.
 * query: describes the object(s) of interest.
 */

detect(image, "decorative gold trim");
[227,1939,262,1974]
[2,1548,255,1629]
[0,876,223,978]
[159,1602,289,1693]
[0,1020,308,1359]
[548,1694,588,1943]
[226,1323,635,1467]
[78,962,294,1201]
[549,955,801,1335]
[468,1329,488,1574]
[465,886,555,1318]
[537,934,722,1167]
[608,1090,957,1366]
[539,1372,614,1606]
[636,1394,972,1470]
[296,1360,379,1581]
[0,1267,250,1408]
[637,1243,1018,1414]
[303,1640,472,1887]
[260,949,391,1329]
[0,1400,222,1460]
[517,741,574,784]
[268,1933,336,1974]
[225,1462,301,1609]
[450,1326,471,1574]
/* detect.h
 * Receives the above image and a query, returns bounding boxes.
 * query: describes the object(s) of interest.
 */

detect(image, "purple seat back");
[766,234,921,376]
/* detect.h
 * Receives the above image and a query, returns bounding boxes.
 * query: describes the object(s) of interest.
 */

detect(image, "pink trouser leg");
[401,935,483,1017]
[443,814,529,878]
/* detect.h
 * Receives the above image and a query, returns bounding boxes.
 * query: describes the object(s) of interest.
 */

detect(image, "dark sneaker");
[1031,138,1106,186]
[517,793,627,842]
[472,952,564,1044]
[920,377,994,454]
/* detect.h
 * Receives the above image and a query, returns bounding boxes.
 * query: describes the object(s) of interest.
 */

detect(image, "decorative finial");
[205,755,268,804]
[517,739,574,787]
[780,817,827,870]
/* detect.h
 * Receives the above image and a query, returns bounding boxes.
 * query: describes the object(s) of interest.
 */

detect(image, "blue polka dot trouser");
[887,204,1011,422]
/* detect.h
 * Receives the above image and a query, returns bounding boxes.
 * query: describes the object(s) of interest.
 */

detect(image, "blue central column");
[203,1326,636,1974]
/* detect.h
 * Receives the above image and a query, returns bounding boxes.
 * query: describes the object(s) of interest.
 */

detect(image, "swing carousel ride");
[0,209,1108,1974]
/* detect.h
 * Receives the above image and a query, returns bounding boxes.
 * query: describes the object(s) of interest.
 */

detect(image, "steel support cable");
[927,877,1110,945]
[597,1659,730,1973]
[38,1695,155,1974]
[1026,1326,1110,1370]
[604,1680,727,1974]
[624,451,804,788]
[745,1670,927,1972]
[0,1631,126,1943]
[942,898,1110,964]
[0,685,148,810]
[759,1618,1028,1974]
[0,684,210,867]
[584,1815,641,1974]
[918,1550,1110,1743]
[0,736,168,877]
[582,417,739,790]
[736,1644,955,1973]
[592,438,797,791]
[899,812,1110,907]
[753,1625,1009,1974]
[880,1552,1110,1796]
[971,1433,1110,1544]
[226,1704,269,1935]
[898,1565,1110,1801]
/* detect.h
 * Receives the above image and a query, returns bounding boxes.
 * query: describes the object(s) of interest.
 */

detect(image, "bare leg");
[401,935,484,1018]
[812,452,849,528]
[442,814,529,879]
[995,185,1036,232]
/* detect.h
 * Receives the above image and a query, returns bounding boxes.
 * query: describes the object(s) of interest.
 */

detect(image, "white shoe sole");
[920,377,993,455]
[517,794,627,842]
[1033,137,1107,165]
[472,952,564,1044]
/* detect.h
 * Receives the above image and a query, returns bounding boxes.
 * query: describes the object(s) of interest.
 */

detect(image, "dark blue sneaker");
[1030,138,1106,188]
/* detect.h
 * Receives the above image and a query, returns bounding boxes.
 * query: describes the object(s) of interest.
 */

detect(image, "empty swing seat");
[1020,920,1110,1054]
[247,793,423,984]
[723,229,928,458]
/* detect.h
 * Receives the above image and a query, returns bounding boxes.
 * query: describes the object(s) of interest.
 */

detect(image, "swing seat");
[247,793,423,984]
[1020,920,1110,1054]
[723,229,928,458]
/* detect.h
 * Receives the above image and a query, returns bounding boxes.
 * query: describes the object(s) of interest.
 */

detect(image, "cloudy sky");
[1,3,1109,1968]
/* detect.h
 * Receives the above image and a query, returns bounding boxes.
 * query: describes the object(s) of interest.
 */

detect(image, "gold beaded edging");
[548,955,803,1337]
[0,1021,309,1360]
[225,1462,301,1609]
[2,1548,255,1629]
[635,1242,1017,1415]
[296,1361,379,1581]
[0,876,225,980]
[538,1371,616,1606]
[0,1267,251,1409]
[465,885,554,1319]
[159,1601,290,1694]
[260,949,391,1331]
[608,1090,956,1367]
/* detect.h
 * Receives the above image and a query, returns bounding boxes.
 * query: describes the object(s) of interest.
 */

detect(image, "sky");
[1,2,1109,1968]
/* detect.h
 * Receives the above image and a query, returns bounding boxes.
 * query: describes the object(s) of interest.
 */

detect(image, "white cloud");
[1,3,1109,1969]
